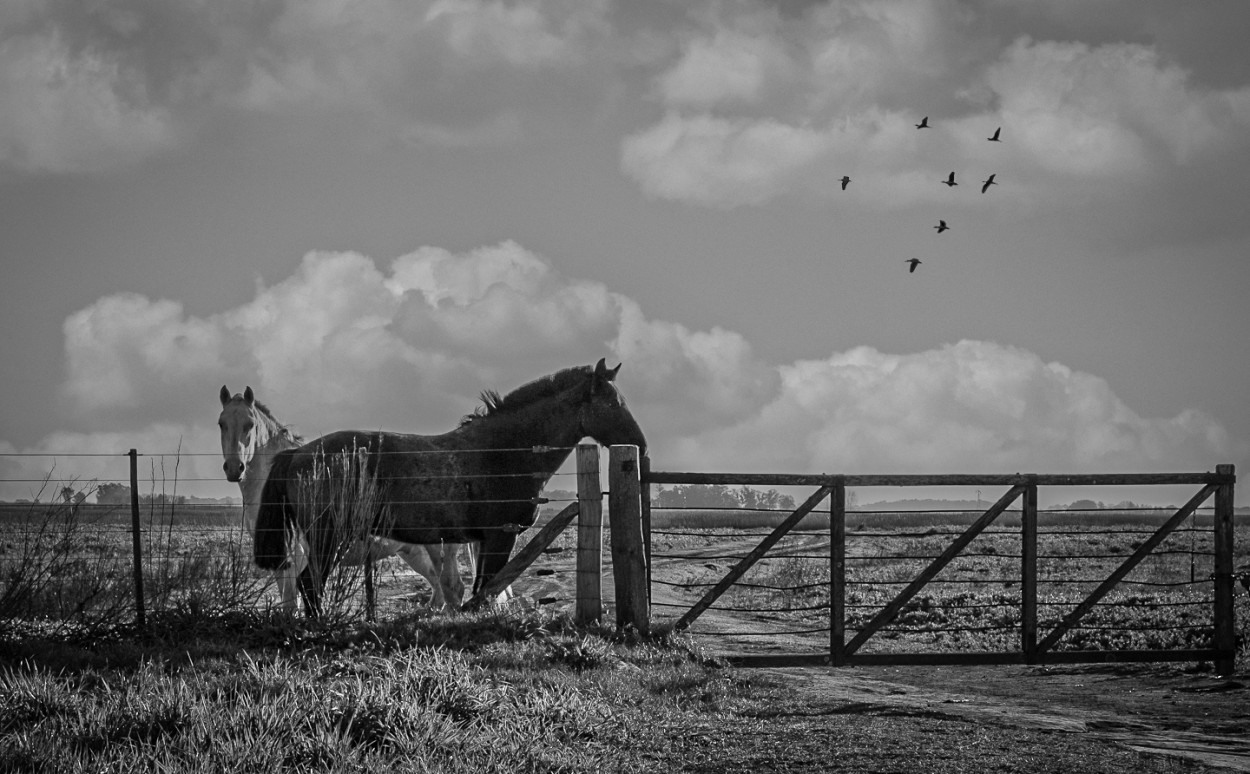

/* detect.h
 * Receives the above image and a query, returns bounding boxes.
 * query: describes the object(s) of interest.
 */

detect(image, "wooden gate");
[637,466,1238,674]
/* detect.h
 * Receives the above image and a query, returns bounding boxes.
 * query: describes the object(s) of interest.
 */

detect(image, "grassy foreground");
[0,607,1220,774]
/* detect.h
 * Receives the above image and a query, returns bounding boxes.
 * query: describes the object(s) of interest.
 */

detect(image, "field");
[1,500,1248,771]
[648,506,1245,661]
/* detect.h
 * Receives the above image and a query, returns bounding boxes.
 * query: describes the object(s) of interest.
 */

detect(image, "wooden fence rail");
[626,462,1238,675]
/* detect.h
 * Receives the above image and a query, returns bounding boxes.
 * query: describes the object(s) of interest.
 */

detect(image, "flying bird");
[942,171,957,187]
[840,175,851,190]
[934,220,949,234]
[916,116,930,129]
[988,127,1002,142]
[981,173,997,193]
[905,258,922,273]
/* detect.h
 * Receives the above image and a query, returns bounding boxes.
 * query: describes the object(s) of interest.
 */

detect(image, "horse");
[218,385,470,612]
[254,359,647,617]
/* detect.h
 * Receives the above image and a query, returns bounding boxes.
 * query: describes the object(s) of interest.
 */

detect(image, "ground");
[641,536,1250,773]
[370,535,1250,772]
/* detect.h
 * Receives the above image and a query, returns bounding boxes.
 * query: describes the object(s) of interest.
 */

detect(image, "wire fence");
[0,447,588,633]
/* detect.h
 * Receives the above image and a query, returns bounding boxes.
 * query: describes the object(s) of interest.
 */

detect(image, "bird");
[988,127,1002,142]
[981,173,997,193]
[942,171,957,187]
[840,175,851,190]
[934,219,949,234]
[905,258,922,273]
[916,116,930,129]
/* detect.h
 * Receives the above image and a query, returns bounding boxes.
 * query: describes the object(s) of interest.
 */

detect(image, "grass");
[0,606,727,773]
[0,606,1221,774]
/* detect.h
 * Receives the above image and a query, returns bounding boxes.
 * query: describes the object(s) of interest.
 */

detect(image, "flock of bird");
[840,117,1003,273]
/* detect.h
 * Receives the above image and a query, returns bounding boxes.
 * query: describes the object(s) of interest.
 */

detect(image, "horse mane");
[252,399,305,445]
[460,365,593,425]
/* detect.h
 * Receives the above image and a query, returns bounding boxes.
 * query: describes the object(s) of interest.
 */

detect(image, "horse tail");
[254,450,294,570]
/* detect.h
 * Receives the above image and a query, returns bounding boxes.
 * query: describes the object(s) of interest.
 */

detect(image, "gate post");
[575,444,603,625]
[1213,464,1236,676]
[1021,479,1038,663]
[128,449,146,628]
[830,482,846,666]
[608,445,649,634]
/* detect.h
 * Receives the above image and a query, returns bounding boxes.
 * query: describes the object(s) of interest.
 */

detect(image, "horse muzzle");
[223,460,245,482]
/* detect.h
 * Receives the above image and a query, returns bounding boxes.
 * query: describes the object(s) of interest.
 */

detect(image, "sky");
[1,0,1248,507]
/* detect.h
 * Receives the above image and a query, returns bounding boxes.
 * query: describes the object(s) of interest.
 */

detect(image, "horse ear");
[220,385,231,407]
[243,386,255,406]
[591,359,621,392]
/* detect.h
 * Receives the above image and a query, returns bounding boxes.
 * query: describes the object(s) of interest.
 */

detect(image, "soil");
[642,535,1250,772]
[373,536,1250,772]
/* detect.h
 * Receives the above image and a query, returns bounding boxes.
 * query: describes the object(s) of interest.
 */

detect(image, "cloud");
[0,0,621,172]
[673,340,1241,476]
[656,24,797,109]
[620,5,1250,208]
[8,240,1237,502]
[985,38,1250,177]
[621,112,838,207]
[0,28,177,173]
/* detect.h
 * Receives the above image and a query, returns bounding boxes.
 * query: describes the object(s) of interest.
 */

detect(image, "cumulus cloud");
[621,3,1250,208]
[0,28,177,172]
[0,0,620,172]
[985,38,1250,177]
[4,240,1236,502]
[677,341,1240,476]
[46,241,768,474]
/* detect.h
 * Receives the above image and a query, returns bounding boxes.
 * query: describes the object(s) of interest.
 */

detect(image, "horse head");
[579,359,647,454]
[218,385,257,482]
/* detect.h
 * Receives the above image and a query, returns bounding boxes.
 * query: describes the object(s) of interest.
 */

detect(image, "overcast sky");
[1,0,1247,506]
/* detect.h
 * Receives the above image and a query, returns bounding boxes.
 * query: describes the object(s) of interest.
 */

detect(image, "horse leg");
[465,540,513,604]
[276,531,309,614]
[437,543,466,610]
[474,532,518,599]
[391,541,445,610]
[296,563,320,619]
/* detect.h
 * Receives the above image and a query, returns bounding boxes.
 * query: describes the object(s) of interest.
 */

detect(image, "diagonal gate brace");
[843,485,1025,656]
[675,485,832,632]
[1036,483,1217,654]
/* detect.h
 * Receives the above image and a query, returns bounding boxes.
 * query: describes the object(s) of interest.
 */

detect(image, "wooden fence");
[3,445,1238,678]
[616,461,1238,675]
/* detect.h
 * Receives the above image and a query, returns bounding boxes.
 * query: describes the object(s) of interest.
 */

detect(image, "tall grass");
[0,476,134,634]
[1,462,272,631]
[292,445,393,622]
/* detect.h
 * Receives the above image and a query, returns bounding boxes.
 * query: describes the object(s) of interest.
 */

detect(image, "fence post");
[1213,464,1236,676]
[830,482,846,666]
[128,449,146,628]
[1021,480,1038,663]
[642,454,652,607]
[608,445,649,634]
[575,444,603,625]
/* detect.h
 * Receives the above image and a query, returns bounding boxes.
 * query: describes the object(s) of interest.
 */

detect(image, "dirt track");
[639,536,1250,772]
[373,539,1250,772]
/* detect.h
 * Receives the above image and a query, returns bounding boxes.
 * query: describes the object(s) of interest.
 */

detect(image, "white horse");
[218,386,472,612]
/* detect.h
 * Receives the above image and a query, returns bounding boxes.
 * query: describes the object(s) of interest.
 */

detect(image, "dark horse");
[254,359,646,615]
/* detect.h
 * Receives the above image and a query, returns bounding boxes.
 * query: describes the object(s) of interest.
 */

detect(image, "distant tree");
[652,484,794,510]
[96,483,131,505]
[1067,499,1099,511]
